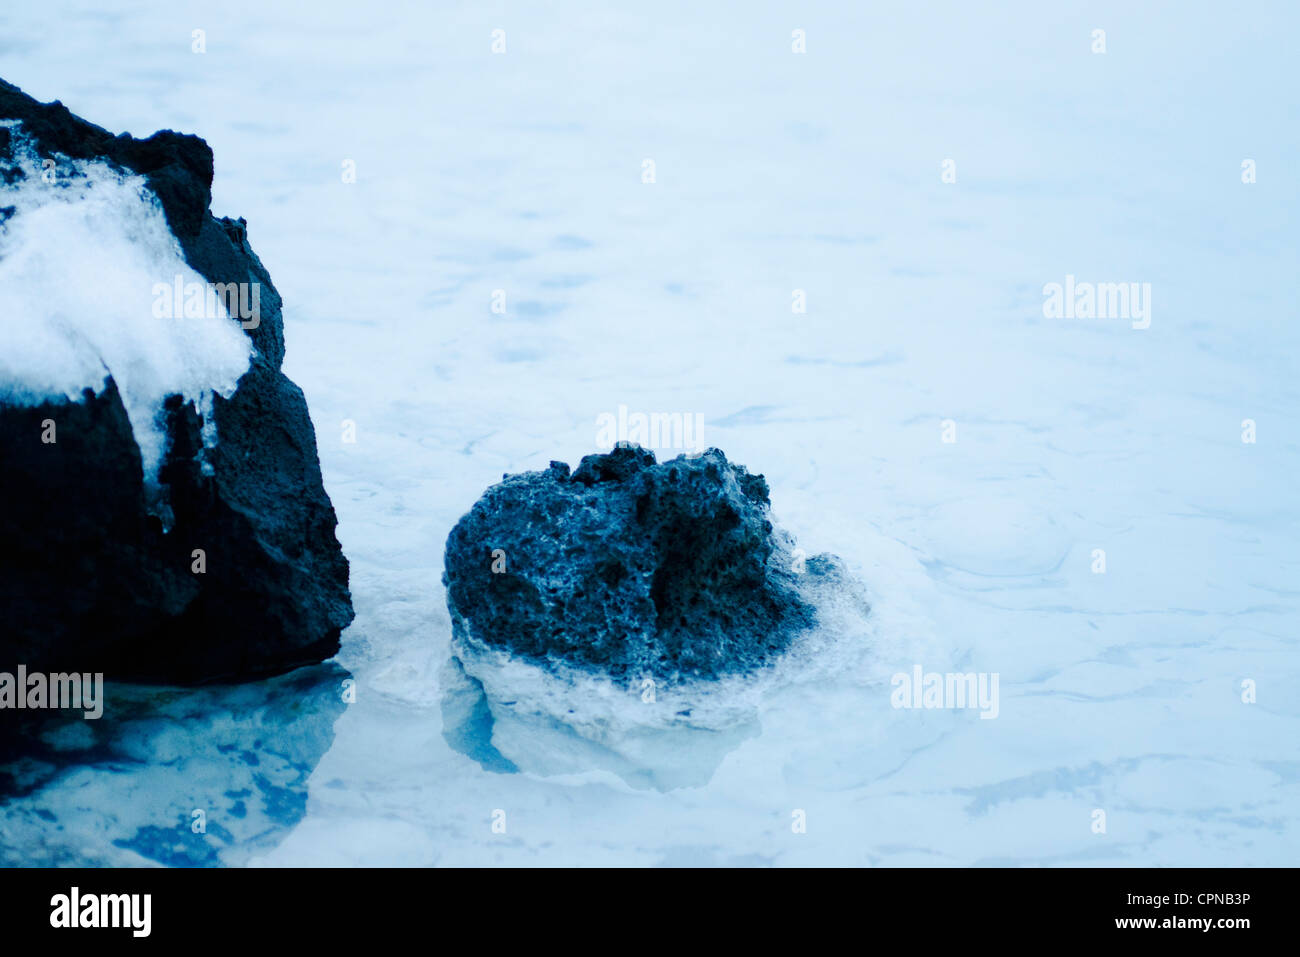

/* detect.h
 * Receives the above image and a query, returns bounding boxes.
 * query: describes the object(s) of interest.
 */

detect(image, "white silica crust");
[447,564,884,791]
[0,123,252,482]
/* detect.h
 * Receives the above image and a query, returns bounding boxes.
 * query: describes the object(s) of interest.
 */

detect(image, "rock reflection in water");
[0,663,349,866]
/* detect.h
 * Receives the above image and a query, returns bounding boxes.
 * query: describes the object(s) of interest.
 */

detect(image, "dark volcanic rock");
[443,445,848,682]
[0,79,352,683]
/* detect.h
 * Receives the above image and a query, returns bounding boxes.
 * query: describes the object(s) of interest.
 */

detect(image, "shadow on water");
[439,656,518,775]
[0,662,349,866]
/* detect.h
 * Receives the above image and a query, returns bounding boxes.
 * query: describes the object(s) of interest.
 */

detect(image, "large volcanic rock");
[443,445,849,682]
[0,80,352,682]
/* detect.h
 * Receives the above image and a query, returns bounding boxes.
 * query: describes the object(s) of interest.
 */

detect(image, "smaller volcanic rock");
[443,445,852,682]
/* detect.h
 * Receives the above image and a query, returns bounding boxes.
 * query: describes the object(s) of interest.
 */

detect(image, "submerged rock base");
[442,445,867,789]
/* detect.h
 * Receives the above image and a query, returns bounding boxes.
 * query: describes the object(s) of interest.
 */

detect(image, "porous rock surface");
[444,445,849,682]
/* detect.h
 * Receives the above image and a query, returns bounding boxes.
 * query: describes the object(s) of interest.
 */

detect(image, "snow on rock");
[0,127,252,480]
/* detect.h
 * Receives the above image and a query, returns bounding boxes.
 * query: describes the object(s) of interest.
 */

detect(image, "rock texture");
[443,445,848,681]
[0,79,352,683]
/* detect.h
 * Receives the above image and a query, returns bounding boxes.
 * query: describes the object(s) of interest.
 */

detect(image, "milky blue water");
[2,1,1297,866]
